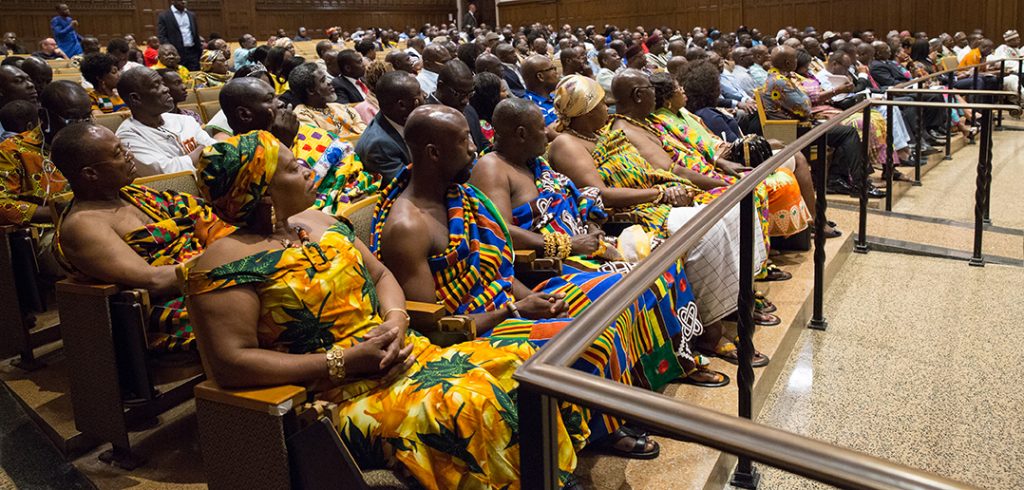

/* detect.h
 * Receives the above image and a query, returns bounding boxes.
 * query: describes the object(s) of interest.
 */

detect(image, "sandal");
[753,310,781,326]
[599,426,661,460]
[698,341,770,368]
[674,355,731,388]
[755,263,791,282]
[563,474,584,490]
[754,291,776,314]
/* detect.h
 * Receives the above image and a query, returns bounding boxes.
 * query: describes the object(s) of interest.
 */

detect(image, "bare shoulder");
[194,232,273,271]
[59,208,118,240]
[469,152,510,185]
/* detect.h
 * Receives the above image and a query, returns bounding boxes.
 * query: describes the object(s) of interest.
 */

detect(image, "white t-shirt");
[116,112,217,176]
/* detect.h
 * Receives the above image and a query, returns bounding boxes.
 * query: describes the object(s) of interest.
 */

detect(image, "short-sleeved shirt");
[522,90,557,125]
[761,68,812,120]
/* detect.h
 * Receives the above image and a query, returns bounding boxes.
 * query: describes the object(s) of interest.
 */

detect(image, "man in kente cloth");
[372,105,705,459]
[470,97,730,387]
[50,122,234,352]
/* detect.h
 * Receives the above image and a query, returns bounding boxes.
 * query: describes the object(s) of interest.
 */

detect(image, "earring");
[269,203,278,233]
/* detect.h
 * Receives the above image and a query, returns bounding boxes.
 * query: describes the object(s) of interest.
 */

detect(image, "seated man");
[355,71,423,183]
[0,64,37,109]
[415,43,450,95]
[115,67,216,176]
[495,43,526,97]
[330,49,369,103]
[19,56,52,94]
[427,60,487,150]
[153,44,193,89]
[763,46,883,197]
[50,122,234,352]
[288,62,366,138]
[32,38,68,60]
[471,98,728,387]
[213,77,379,213]
[374,105,689,457]
[0,80,86,274]
[520,54,560,126]
[547,74,770,367]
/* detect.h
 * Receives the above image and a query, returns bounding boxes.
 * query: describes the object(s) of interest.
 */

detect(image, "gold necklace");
[566,128,598,142]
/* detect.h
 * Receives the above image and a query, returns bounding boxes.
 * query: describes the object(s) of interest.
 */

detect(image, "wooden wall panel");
[0,0,457,47]
[495,0,1024,40]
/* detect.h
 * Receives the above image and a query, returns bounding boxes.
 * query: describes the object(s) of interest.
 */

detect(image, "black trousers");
[824,125,865,186]
[180,45,201,71]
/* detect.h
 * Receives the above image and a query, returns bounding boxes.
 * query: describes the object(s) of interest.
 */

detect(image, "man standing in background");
[463,3,478,31]
[157,0,201,71]
[50,4,82,58]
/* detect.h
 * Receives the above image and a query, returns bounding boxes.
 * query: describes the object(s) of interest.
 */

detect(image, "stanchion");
[997,60,1006,130]
[730,191,760,489]
[809,135,829,330]
[970,109,990,267]
[518,389,561,490]
[983,107,994,225]
[885,92,895,212]
[913,91,923,185]
[944,72,954,160]
[855,107,870,253]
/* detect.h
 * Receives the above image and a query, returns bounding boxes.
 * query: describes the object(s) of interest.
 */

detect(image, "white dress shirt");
[416,69,439,95]
[346,76,369,99]
[116,113,216,176]
[172,5,194,48]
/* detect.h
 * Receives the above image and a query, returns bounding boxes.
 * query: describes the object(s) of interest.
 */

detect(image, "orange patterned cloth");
[0,127,68,226]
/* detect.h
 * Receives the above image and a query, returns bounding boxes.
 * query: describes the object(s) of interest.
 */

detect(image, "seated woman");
[547,75,771,368]
[469,71,508,152]
[353,60,392,124]
[471,97,729,388]
[81,53,126,114]
[374,105,690,458]
[157,68,202,124]
[289,62,367,138]
[186,130,585,490]
[191,49,231,88]
[654,71,818,240]
[50,123,234,352]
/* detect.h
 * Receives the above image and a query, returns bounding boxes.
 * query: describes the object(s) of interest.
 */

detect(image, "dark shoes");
[827,179,886,198]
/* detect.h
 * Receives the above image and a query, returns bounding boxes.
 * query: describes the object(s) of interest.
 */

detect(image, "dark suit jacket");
[869,60,910,88]
[355,112,409,183]
[157,8,200,54]
[502,65,526,98]
[331,76,365,104]
[426,93,488,151]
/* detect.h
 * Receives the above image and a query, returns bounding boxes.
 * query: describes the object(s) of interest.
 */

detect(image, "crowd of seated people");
[2,17,1022,490]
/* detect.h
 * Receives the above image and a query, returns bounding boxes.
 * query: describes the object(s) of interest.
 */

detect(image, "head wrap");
[197,130,281,227]
[553,74,605,131]
[1005,30,1020,42]
[199,50,222,71]
[644,33,663,48]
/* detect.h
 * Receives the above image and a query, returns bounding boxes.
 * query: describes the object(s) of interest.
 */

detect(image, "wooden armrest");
[56,278,120,297]
[514,249,537,264]
[195,380,307,416]
[407,301,447,326]
[609,211,639,223]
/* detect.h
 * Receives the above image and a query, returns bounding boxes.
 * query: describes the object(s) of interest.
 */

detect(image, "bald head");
[220,77,278,133]
[385,50,417,74]
[666,56,688,79]
[50,123,111,180]
[436,60,475,109]
[771,46,798,73]
[422,44,452,73]
[493,43,517,64]
[611,68,654,115]
[521,54,558,94]
[20,55,52,92]
[405,104,477,182]
[376,70,424,124]
[474,53,502,76]
[38,80,92,144]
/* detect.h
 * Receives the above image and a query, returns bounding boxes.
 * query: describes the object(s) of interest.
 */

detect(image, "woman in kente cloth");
[470,97,731,388]
[547,75,772,372]
[185,130,587,490]
[372,125,701,459]
[290,124,381,216]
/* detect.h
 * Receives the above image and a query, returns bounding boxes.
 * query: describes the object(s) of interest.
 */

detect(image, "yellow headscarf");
[553,74,605,131]
[197,130,281,227]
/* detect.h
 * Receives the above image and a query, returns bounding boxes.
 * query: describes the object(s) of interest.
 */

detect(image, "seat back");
[195,86,222,104]
[339,195,379,245]
[95,112,130,133]
[179,103,202,121]
[133,170,201,196]
[184,89,198,104]
[200,101,221,124]
[754,88,799,144]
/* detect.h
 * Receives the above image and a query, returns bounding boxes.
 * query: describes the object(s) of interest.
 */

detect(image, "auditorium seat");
[199,100,220,124]
[95,112,130,133]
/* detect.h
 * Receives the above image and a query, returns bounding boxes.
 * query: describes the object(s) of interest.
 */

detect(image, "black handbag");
[727,134,774,167]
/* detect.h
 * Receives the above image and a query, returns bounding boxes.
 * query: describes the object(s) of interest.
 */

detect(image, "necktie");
[356,79,369,96]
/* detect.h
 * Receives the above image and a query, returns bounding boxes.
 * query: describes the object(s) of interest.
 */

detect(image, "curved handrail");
[893,56,1023,88]
[514,58,1020,489]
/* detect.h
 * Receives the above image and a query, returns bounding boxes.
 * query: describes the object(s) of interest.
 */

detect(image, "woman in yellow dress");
[184,130,586,490]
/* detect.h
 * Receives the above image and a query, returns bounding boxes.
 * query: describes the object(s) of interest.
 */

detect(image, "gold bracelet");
[382,308,410,324]
[326,345,346,384]
[653,185,666,205]
[543,232,558,258]
[558,232,571,259]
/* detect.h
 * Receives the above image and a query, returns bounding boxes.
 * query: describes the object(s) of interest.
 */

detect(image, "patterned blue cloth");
[522,90,557,125]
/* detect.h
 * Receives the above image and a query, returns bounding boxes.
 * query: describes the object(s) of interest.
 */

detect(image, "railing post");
[808,135,828,330]
[983,105,994,225]
[913,91,923,185]
[997,60,1006,130]
[518,388,561,490]
[855,106,870,253]
[944,84,954,160]
[730,190,760,489]
[885,92,895,212]
[970,109,990,267]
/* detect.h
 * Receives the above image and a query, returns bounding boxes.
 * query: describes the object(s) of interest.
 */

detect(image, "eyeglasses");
[538,66,559,74]
[42,108,93,128]
[443,84,475,99]
[631,84,654,98]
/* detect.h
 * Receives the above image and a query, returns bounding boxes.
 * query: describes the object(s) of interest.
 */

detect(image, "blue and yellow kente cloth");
[372,167,700,442]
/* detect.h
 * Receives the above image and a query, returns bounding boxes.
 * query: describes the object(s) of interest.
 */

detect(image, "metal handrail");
[515,59,1019,490]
